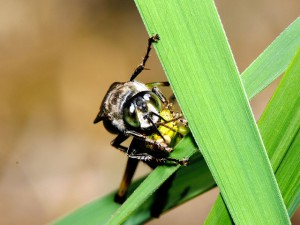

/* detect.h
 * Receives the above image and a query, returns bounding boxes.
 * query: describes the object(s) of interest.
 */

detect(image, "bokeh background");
[0,0,299,224]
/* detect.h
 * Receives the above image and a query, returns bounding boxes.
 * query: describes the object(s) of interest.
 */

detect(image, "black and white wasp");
[94,34,189,203]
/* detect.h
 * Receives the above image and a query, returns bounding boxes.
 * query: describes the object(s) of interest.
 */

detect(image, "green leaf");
[277,130,300,216]
[49,6,300,225]
[242,18,300,100]
[123,147,216,224]
[106,135,197,225]
[264,49,300,216]
[51,193,119,225]
[133,1,290,225]
[259,48,300,173]
[205,49,300,224]
[50,136,216,225]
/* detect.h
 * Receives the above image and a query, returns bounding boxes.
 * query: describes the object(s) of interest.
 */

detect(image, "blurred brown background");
[0,0,299,224]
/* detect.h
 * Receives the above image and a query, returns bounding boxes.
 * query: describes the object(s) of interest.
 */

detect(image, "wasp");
[94,34,189,203]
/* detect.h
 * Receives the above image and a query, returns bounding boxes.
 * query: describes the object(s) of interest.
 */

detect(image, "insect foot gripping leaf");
[93,34,190,203]
[148,108,189,154]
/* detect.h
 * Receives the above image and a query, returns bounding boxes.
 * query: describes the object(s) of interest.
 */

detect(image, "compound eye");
[124,103,140,128]
[143,92,162,112]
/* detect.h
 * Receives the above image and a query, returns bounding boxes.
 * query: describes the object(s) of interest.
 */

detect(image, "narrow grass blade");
[123,150,216,224]
[277,129,300,216]
[270,49,300,216]
[242,17,300,99]
[112,0,291,224]
[259,48,300,172]
[49,8,300,225]
[205,49,300,224]
[50,193,119,225]
[51,136,217,225]
[106,135,197,224]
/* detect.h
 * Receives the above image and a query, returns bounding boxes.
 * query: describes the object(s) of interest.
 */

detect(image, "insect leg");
[127,151,188,166]
[151,86,168,104]
[127,152,166,163]
[168,94,177,105]
[146,82,178,105]
[112,136,140,203]
[124,130,173,153]
[150,86,176,112]
[145,81,170,88]
[170,111,188,126]
[166,157,189,166]
[130,34,160,81]
[115,157,139,204]
[151,173,176,218]
[111,133,129,153]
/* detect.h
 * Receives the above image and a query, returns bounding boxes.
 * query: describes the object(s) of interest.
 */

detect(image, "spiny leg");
[113,130,181,162]
[130,34,160,81]
[166,157,189,166]
[127,151,188,165]
[171,111,188,126]
[126,141,188,166]
[124,129,173,153]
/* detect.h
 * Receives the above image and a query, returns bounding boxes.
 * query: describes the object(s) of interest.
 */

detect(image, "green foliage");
[50,2,300,225]
[241,19,300,100]
[205,49,300,224]
[134,0,291,224]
